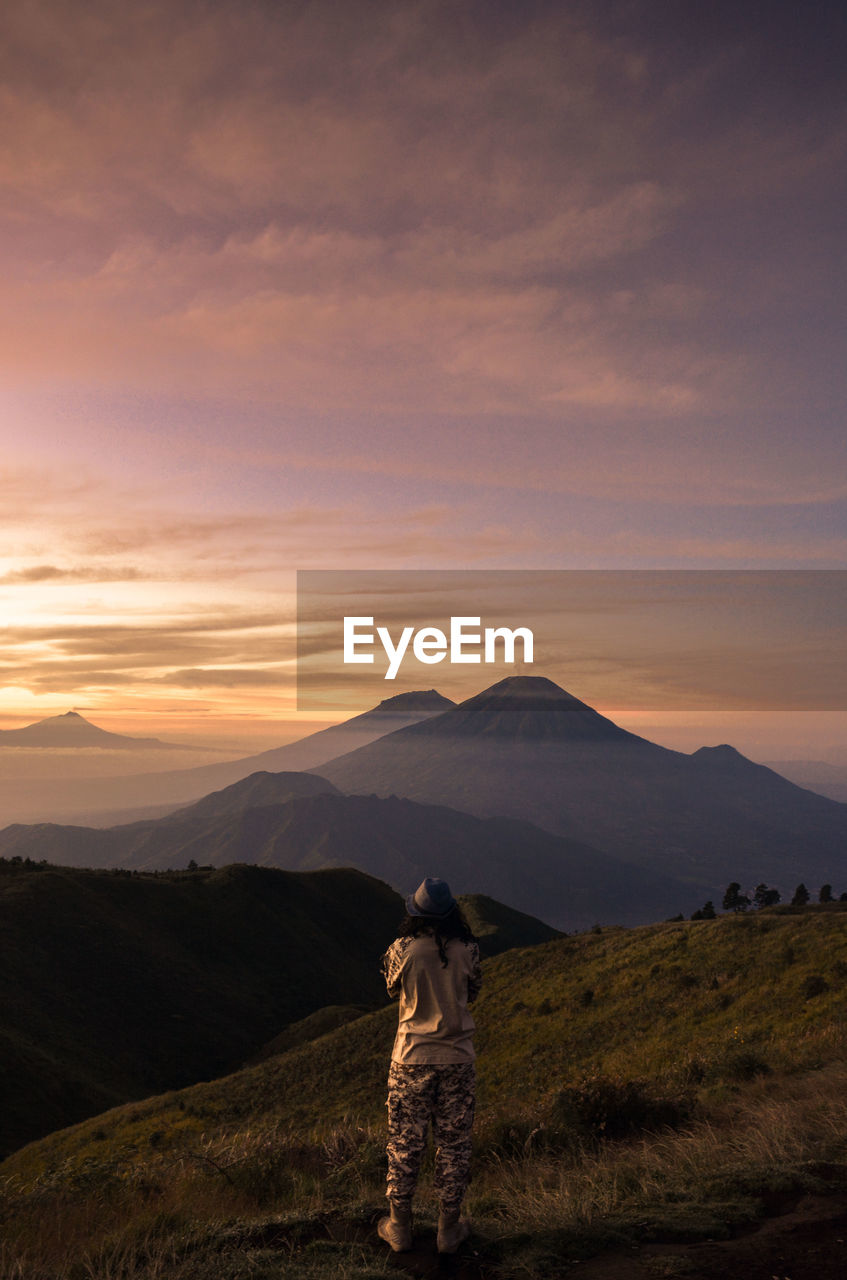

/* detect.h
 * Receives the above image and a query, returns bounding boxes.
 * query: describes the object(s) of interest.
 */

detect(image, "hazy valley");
[0,692,454,825]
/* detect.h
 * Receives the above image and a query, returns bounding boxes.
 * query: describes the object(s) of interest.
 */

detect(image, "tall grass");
[469,1062,847,1238]
[4,1063,847,1278]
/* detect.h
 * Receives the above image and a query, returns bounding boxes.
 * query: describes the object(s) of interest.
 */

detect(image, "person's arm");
[467,941,482,1004]
[381,938,409,998]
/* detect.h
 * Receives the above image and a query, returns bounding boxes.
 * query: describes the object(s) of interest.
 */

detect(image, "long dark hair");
[396,905,476,968]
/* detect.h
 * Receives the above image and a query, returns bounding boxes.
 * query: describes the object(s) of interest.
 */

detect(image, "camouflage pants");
[385,1061,476,1212]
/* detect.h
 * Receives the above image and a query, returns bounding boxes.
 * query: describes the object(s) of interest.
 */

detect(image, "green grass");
[0,860,407,1158]
[3,905,847,1278]
[0,860,561,1160]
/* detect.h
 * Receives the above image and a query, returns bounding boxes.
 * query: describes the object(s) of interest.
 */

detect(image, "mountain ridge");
[0,777,694,929]
[314,675,847,894]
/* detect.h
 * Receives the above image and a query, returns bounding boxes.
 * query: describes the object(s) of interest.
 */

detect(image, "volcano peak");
[407,675,646,744]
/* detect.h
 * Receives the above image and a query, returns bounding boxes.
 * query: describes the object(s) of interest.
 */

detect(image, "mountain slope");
[394,675,647,744]
[0,861,404,1158]
[315,676,847,894]
[762,757,847,802]
[249,893,563,1063]
[4,908,847,1280]
[232,689,455,772]
[126,791,693,927]
[0,770,341,869]
[0,778,696,928]
[6,905,847,1180]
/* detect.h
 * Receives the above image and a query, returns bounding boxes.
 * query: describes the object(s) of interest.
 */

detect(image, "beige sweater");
[382,933,482,1064]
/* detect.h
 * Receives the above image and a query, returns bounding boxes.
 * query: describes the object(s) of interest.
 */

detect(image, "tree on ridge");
[722,882,750,912]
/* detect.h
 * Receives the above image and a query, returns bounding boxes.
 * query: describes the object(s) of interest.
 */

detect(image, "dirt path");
[514,1193,847,1280]
[372,1192,847,1279]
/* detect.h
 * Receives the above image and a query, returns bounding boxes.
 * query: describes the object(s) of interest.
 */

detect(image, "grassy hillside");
[3,905,847,1278]
[0,861,405,1158]
[0,861,558,1161]
[457,892,563,954]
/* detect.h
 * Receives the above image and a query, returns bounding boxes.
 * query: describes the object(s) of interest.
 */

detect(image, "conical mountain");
[385,675,647,744]
[316,676,847,897]
[0,711,175,749]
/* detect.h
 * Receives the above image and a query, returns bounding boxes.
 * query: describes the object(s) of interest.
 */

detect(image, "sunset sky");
[1,0,845,753]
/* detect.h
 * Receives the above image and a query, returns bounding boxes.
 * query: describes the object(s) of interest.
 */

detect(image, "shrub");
[549,1073,693,1143]
[802,974,829,1000]
[719,1049,771,1081]
[483,1117,548,1157]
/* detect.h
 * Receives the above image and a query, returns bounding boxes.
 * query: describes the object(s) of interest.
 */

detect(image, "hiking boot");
[377,1202,413,1252]
[437,1208,470,1254]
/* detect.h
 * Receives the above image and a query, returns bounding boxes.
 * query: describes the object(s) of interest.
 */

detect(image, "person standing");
[378,877,482,1255]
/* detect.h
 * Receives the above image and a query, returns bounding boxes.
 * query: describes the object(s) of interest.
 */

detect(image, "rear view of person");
[378,877,482,1255]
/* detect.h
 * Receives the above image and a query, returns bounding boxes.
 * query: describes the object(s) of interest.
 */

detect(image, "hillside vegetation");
[3,905,847,1279]
[0,862,559,1160]
[0,861,403,1157]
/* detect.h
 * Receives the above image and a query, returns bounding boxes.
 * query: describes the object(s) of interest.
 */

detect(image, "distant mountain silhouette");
[168,769,340,822]
[0,711,184,750]
[314,676,847,896]
[0,690,455,825]
[0,772,694,929]
[196,689,454,779]
[0,771,340,871]
[5,676,846,916]
[761,757,847,803]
